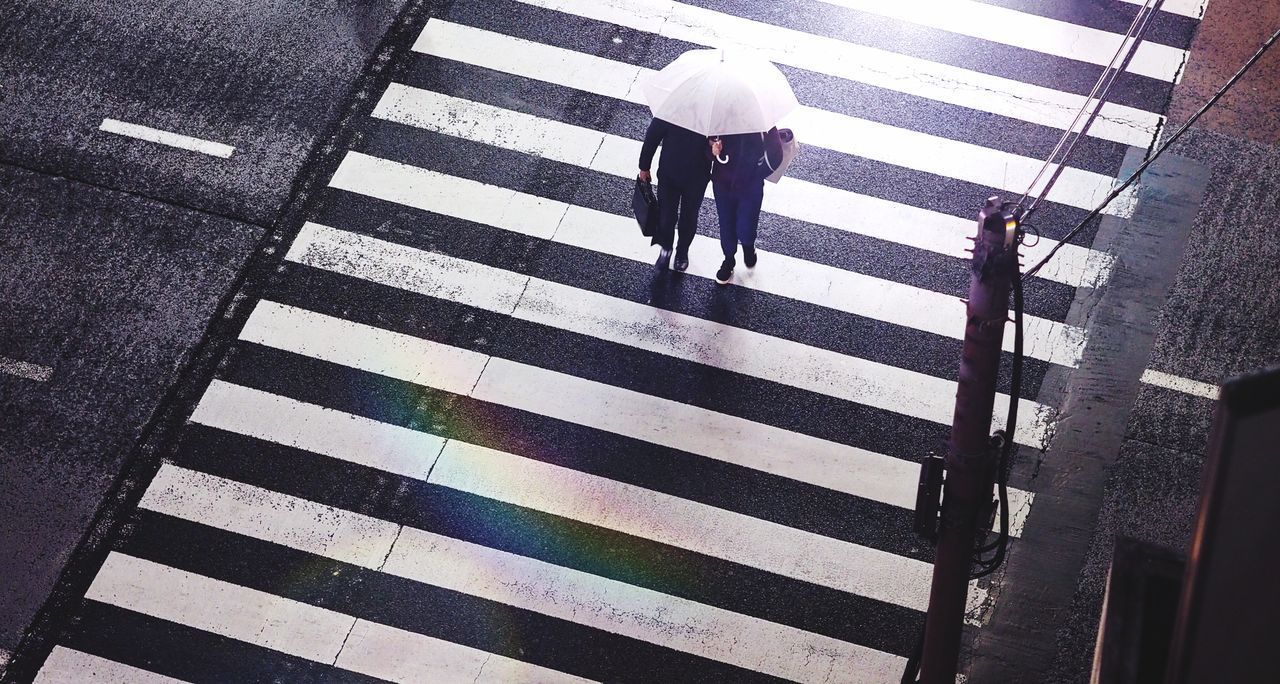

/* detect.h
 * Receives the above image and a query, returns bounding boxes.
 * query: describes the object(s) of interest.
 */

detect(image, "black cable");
[970,248,1024,579]
[1024,26,1280,281]
[903,231,1026,683]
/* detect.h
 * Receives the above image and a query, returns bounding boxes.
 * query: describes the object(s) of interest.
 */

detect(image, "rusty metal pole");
[918,196,1019,683]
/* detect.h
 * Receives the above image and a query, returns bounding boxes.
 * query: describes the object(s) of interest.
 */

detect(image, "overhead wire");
[1024,25,1280,281]
[970,256,1023,579]
[905,7,1279,682]
[903,9,1164,669]
[965,0,1168,579]
[1017,0,1165,219]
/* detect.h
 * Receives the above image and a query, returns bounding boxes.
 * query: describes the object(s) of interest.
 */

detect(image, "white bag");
[764,128,800,184]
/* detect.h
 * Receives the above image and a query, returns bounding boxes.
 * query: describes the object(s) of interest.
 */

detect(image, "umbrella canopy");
[640,48,799,137]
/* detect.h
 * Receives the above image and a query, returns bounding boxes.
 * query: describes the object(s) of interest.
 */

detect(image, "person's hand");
[710,138,723,158]
[638,169,651,183]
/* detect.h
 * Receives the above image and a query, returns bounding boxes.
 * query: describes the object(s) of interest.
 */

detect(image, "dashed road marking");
[1140,368,1218,399]
[0,356,53,382]
[98,118,235,158]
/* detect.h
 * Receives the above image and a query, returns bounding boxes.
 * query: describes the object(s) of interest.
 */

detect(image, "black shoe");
[656,247,672,270]
[674,251,689,272]
[715,258,734,285]
[743,247,757,269]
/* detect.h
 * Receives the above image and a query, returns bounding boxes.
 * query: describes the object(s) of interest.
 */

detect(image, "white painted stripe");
[325,156,1088,366]
[334,145,1107,298]
[98,118,234,158]
[287,221,1052,447]
[87,548,590,683]
[143,467,908,683]
[239,301,1037,530]
[500,0,1163,147]
[181,381,943,606]
[189,377,1033,539]
[190,379,450,481]
[409,24,1130,218]
[337,618,597,683]
[307,167,1080,368]
[142,456,402,569]
[433,439,936,603]
[88,554,355,663]
[1140,368,1218,399]
[0,355,53,382]
[375,79,1121,277]
[34,648,187,684]
[1116,0,1209,19]
[812,0,1187,82]
[387,525,907,683]
[563,211,1084,368]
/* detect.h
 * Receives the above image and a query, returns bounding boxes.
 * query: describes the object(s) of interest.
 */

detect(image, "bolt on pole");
[918,196,1020,683]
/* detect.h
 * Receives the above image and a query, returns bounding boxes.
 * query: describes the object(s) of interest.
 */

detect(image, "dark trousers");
[654,177,707,253]
[713,182,764,260]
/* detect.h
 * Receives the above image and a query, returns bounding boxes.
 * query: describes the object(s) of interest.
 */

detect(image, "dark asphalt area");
[0,0,1277,680]
[0,0,409,664]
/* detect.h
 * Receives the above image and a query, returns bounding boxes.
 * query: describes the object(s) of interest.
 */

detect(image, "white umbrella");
[640,47,799,136]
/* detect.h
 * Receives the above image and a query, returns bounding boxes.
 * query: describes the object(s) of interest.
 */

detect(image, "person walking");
[638,117,713,272]
[709,127,784,284]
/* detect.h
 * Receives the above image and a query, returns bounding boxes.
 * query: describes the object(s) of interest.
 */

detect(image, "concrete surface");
[972,0,1280,675]
[968,146,1210,683]
[0,164,263,652]
[0,0,404,226]
[1046,127,1280,683]
[0,0,409,665]
[1166,2,1280,145]
[1,0,1272,680]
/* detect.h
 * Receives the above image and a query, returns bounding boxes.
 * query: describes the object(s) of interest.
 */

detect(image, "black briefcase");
[632,177,659,237]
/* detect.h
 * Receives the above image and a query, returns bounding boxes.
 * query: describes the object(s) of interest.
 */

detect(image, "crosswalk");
[32,0,1204,681]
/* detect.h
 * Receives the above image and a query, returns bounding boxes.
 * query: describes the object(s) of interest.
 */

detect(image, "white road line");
[287,222,1052,447]
[558,209,1085,368]
[373,80,1121,278]
[337,143,1100,293]
[1117,0,1209,19]
[500,0,1164,147]
[184,381,942,606]
[190,381,452,480]
[304,172,1086,368]
[98,118,234,158]
[34,647,188,684]
[335,142,1106,296]
[1140,368,1218,399]
[0,356,53,382]
[238,301,1037,529]
[387,525,907,684]
[88,555,355,663]
[434,438,939,599]
[409,24,1131,218]
[812,0,1187,82]
[141,466,908,683]
[338,619,596,684]
[86,549,591,684]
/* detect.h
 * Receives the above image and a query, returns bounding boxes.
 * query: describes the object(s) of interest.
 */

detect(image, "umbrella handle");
[709,136,728,164]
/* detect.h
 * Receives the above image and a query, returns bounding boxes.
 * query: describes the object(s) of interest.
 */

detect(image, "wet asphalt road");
[2,0,1279,682]
[0,0,408,665]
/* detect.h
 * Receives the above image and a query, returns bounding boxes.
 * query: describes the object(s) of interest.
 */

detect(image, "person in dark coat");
[709,128,784,285]
[638,118,713,272]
